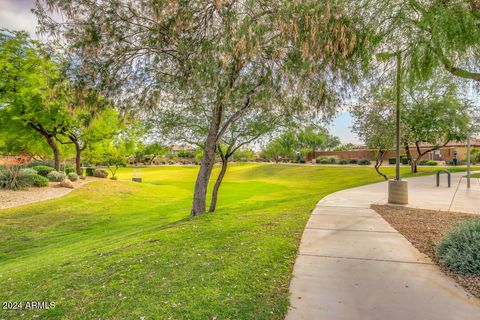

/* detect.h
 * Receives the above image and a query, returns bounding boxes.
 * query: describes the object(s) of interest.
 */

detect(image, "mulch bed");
[371,204,480,299]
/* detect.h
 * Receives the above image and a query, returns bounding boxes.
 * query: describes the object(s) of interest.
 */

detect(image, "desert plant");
[85,167,95,176]
[0,158,30,190]
[47,171,65,182]
[437,220,480,275]
[0,171,30,190]
[67,172,79,181]
[93,169,108,178]
[24,174,49,187]
[32,165,55,177]
[358,159,371,165]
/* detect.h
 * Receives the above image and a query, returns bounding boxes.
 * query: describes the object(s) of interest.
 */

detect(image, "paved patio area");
[286,172,480,320]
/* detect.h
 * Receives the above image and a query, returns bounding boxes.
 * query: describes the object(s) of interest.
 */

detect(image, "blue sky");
[0,0,362,145]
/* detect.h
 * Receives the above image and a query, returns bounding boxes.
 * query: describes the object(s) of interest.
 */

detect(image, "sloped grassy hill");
[0,164,465,319]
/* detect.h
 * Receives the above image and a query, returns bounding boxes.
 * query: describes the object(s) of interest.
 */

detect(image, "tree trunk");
[46,136,61,171]
[374,149,388,180]
[404,144,416,173]
[209,155,228,213]
[191,108,222,216]
[74,141,82,175]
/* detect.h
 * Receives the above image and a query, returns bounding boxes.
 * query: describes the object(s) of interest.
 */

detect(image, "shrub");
[24,174,49,187]
[401,156,409,165]
[328,156,338,164]
[338,159,349,165]
[32,165,55,177]
[85,167,95,176]
[110,176,118,180]
[0,171,30,190]
[67,172,79,181]
[28,160,55,168]
[358,159,371,165]
[425,160,438,166]
[93,169,108,178]
[437,220,480,275]
[348,159,358,164]
[388,157,396,165]
[47,171,65,182]
[176,150,195,158]
[21,168,37,175]
[299,159,306,164]
[65,166,76,175]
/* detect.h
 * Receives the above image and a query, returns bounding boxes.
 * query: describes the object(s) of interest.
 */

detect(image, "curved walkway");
[286,173,480,320]
[0,178,94,210]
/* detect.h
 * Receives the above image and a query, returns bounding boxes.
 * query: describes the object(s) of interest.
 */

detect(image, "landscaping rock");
[59,179,75,189]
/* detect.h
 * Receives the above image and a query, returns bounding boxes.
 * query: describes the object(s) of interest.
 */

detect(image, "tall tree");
[261,131,298,163]
[209,111,280,212]
[351,88,396,180]
[373,0,480,83]
[0,31,71,171]
[37,0,376,215]
[402,80,472,172]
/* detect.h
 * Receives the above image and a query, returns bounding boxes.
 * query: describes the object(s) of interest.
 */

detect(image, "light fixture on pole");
[387,51,408,204]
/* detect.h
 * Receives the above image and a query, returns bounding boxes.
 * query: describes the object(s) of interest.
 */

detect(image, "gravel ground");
[372,204,480,299]
[0,178,94,210]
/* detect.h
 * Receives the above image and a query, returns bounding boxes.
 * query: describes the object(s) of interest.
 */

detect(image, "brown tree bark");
[374,149,388,180]
[191,104,223,216]
[46,136,61,171]
[73,140,82,175]
[209,151,228,213]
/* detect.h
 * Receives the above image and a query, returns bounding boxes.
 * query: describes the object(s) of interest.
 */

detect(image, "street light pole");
[467,132,471,188]
[388,51,408,205]
[395,52,401,181]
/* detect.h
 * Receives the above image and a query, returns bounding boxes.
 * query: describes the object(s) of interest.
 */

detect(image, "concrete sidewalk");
[286,173,480,320]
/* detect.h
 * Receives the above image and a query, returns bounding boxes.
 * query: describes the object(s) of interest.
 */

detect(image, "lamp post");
[388,51,408,204]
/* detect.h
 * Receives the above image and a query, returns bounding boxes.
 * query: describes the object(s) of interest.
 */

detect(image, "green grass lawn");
[0,164,474,319]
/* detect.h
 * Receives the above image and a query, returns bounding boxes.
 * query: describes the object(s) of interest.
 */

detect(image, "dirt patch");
[0,178,95,210]
[371,204,480,299]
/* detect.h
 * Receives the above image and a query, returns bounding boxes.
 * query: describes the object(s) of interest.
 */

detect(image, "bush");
[358,159,371,165]
[176,150,195,158]
[401,156,409,165]
[328,156,338,164]
[437,220,480,275]
[28,160,55,168]
[21,168,37,175]
[93,169,108,178]
[23,174,49,187]
[338,159,349,165]
[110,176,118,180]
[32,165,55,177]
[388,157,396,165]
[0,171,30,190]
[65,166,76,175]
[85,167,95,176]
[47,171,65,182]
[348,159,358,164]
[299,159,306,164]
[67,172,79,181]
[425,160,438,166]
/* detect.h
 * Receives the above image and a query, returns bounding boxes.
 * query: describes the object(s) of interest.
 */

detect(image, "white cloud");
[0,0,39,37]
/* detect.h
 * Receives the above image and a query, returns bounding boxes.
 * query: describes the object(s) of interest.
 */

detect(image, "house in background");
[306,138,480,163]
